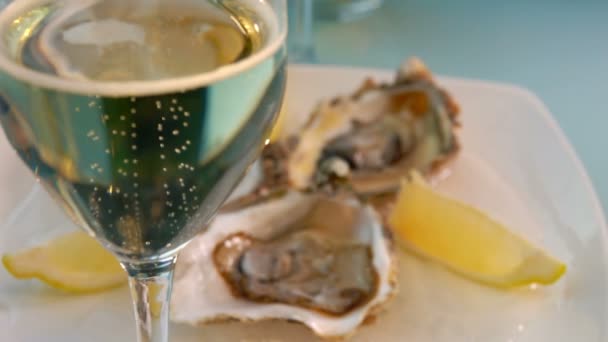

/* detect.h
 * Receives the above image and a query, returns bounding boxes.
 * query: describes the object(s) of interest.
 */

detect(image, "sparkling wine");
[0,0,286,261]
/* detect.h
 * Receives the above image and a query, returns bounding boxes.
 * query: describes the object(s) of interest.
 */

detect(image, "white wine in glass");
[0,0,287,341]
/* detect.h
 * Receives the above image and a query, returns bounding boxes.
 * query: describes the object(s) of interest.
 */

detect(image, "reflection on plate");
[0,65,606,342]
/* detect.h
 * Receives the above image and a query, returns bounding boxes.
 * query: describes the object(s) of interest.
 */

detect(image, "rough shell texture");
[223,58,460,213]
[171,191,397,339]
[287,57,460,195]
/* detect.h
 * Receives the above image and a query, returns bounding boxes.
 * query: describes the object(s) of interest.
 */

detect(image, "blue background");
[308,0,608,212]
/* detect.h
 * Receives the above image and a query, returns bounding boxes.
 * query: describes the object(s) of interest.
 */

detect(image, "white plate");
[0,65,607,342]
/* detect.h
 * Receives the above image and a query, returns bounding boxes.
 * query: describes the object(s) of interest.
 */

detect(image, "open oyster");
[171,191,396,339]
[228,58,459,212]
[289,58,459,196]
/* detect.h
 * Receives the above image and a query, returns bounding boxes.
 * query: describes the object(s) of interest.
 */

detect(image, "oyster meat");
[171,191,396,339]
[214,231,377,315]
[291,58,459,196]
[238,58,460,203]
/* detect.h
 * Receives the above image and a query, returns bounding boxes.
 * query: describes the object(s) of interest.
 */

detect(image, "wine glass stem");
[122,257,177,342]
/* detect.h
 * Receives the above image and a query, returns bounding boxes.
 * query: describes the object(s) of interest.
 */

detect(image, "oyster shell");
[225,58,460,212]
[171,191,396,339]
[288,58,459,196]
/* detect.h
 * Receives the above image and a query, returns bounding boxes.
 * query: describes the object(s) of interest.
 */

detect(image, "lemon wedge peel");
[2,231,127,293]
[389,171,566,289]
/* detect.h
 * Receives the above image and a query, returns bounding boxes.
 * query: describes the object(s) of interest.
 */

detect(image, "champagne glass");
[0,0,287,341]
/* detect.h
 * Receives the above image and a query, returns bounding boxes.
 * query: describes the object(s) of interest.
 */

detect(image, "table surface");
[309,0,608,213]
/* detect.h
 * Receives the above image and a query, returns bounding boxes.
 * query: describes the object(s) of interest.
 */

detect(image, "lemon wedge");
[2,231,127,293]
[389,172,566,288]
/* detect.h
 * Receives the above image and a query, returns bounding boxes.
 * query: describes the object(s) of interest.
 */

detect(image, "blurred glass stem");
[287,0,316,63]
[316,0,384,22]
